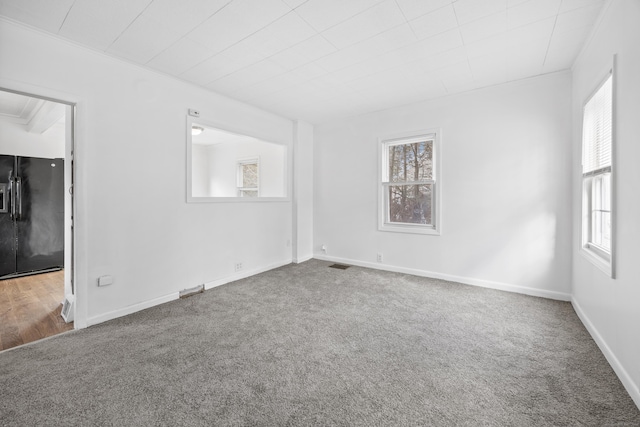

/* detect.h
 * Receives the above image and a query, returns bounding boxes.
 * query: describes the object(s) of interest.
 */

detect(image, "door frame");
[0,83,83,328]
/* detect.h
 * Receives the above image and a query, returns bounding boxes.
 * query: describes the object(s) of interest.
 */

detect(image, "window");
[237,158,259,197]
[379,131,440,235]
[581,72,613,276]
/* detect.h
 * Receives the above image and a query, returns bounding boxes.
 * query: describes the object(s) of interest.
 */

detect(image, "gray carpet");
[0,259,638,426]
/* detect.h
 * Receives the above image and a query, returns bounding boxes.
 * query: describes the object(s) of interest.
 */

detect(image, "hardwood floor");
[0,270,73,351]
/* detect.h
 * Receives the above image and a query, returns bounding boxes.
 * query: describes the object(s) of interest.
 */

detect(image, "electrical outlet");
[321,244,327,254]
[377,253,383,263]
[235,262,243,272]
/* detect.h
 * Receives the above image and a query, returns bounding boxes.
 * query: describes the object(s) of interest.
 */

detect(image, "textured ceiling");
[0,0,605,124]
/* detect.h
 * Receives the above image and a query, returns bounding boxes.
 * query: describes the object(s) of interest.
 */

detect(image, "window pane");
[388,184,432,225]
[591,173,611,250]
[242,163,258,188]
[240,190,258,198]
[388,141,433,182]
[583,74,612,174]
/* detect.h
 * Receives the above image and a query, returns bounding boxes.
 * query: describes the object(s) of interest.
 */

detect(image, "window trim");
[378,129,441,235]
[580,64,615,278]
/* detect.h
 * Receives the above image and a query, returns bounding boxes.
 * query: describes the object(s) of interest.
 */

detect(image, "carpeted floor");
[0,259,638,426]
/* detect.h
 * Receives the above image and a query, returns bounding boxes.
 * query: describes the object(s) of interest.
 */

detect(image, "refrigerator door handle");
[9,177,15,220]
[16,177,22,220]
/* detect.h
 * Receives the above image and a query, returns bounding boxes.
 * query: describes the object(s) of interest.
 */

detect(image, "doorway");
[0,88,75,351]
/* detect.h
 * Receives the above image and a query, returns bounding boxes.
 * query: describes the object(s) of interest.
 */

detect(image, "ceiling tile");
[231,72,305,102]
[188,0,290,54]
[293,0,384,32]
[64,0,152,23]
[238,11,317,58]
[408,4,459,40]
[507,0,561,29]
[347,64,424,92]
[543,25,590,72]
[412,46,468,73]
[554,2,603,34]
[468,52,507,85]
[559,0,604,13]
[147,37,214,75]
[180,56,244,86]
[0,0,74,33]
[59,0,153,50]
[207,59,288,94]
[464,33,508,59]
[395,0,453,21]
[453,0,507,25]
[314,24,416,72]
[429,60,472,80]
[542,41,581,73]
[443,78,476,95]
[459,11,507,44]
[180,41,266,84]
[289,62,328,81]
[506,37,548,80]
[408,28,464,58]
[321,64,375,86]
[268,35,337,70]
[282,0,308,8]
[321,0,405,49]
[218,39,269,65]
[141,0,231,39]
[504,16,555,47]
[107,15,184,63]
[59,18,134,51]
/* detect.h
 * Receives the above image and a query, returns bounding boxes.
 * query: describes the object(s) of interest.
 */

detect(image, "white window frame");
[237,157,260,197]
[580,68,615,278]
[378,129,441,235]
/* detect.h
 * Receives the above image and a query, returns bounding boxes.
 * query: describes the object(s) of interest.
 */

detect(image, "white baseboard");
[88,259,292,326]
[293,254,313,264]
[314,254,571,301]
[204,259,292,290]
[572,297,640,410]
[87,292,179,326]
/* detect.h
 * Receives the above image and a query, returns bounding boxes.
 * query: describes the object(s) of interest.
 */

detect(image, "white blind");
[582,74,612,175]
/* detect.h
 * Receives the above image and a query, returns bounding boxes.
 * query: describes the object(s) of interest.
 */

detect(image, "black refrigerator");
[0,155,65,279]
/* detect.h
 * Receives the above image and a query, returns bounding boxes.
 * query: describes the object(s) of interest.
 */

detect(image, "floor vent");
[329,263,350,270]
[180,284,204,299]
[61,295,75,323]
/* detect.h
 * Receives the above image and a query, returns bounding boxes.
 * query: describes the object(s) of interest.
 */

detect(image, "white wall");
[293,121,314,262]
[206,140,285,197]
[0,118,65,158]
[571,0,640,407]
[314,72,573,299]
[191,144,210,197]
[0,20,294,326]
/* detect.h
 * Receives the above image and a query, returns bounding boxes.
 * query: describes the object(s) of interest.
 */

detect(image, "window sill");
[580,246,613,278]
[187,196,290,203]
[379,223,440,236]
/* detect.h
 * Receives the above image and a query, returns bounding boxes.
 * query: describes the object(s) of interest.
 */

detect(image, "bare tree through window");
[386,140,433,225]
[238,159,259,197]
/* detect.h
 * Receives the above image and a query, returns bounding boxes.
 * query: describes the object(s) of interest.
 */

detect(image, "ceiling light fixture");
[192,126,204,136]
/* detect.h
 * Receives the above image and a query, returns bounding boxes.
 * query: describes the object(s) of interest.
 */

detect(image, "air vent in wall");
[61,295,74,323]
